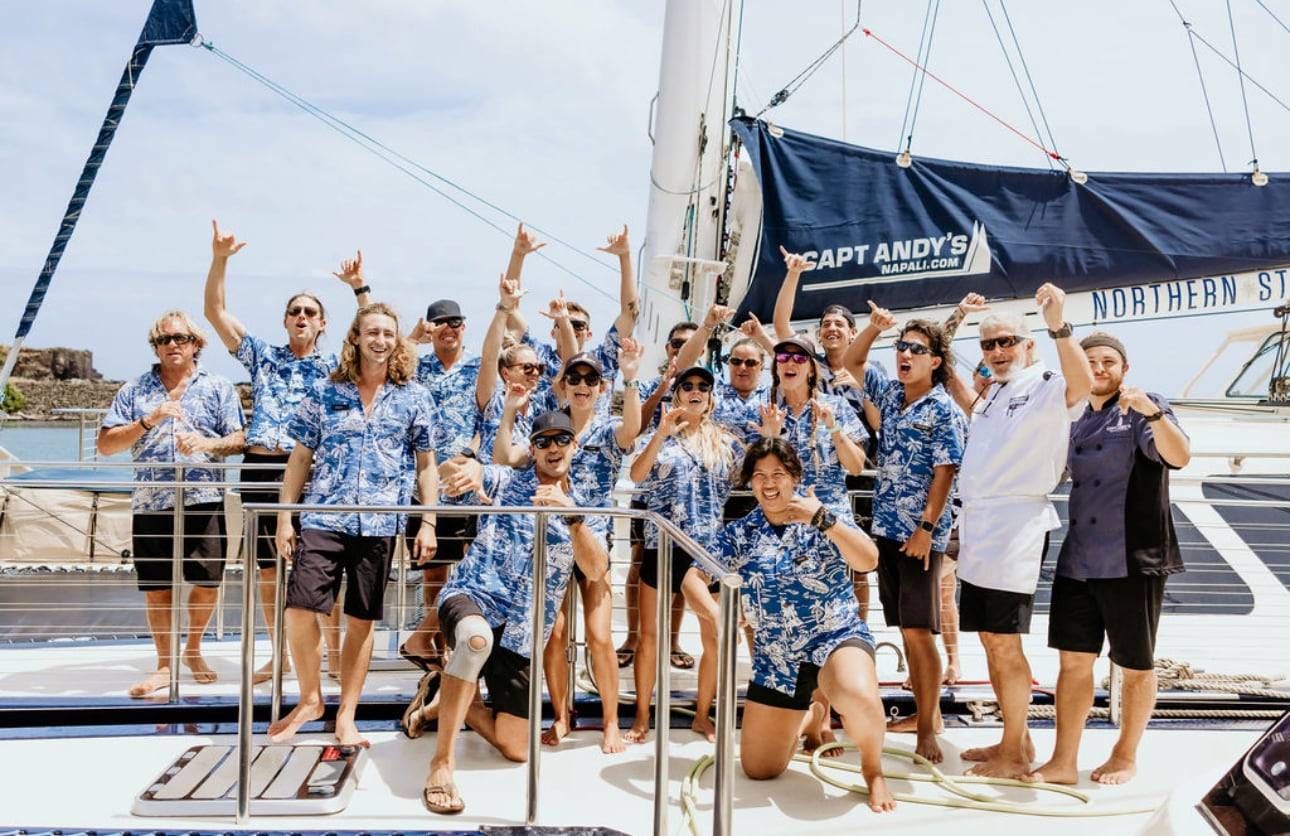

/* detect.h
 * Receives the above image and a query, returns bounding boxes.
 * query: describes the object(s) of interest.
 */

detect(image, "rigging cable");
[1168,1,1228,170]
[1163,3,1290,114]
[196,39,618,302]
[997,1,1063,167]
[864,28,1063,163]
[896,0,940,153]
[1252,0,1290,34]
[754,0,863,117]
[1225,0,1261,173]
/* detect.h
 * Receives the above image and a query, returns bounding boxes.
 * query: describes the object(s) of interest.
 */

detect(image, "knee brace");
[445,617,493,682]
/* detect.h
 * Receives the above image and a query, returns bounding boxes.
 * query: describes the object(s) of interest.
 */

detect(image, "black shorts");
[438,593,532,719]
[240,451,292,570]
[639,546,690,595]
[572,529,614,584]
[406,512,476,569]
[959,578,1035,635]
[132,503,227,591]
[875,536,943,632]
[845,473,875,533]
[629,496,647,546]
[285,528,394,620]
[1047,574,1167,671]
[745,639,875,710]
[722,492,758,524]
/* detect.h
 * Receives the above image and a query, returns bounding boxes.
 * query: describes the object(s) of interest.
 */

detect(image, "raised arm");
[477,274,523,411]
[738,312,776,354]
[785,488,878,573]
[203,219,249,353]
[597,224,638,339]
[491,383,533,467]
[614,339,644,447]
[1036,283,1092,408]
[630,407,682,482]
[772,246,816,340]
[540,291,578,364]
[638,358,678,434]
[942,292,988,341]
[842,300,897,382]
[503,222,546,336]
[674,304,731,371]
[332,250,372,308]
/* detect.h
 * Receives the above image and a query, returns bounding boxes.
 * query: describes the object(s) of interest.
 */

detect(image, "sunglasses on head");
[895,340,932,356]
[679,380,712,393]
[510,361,547,376]
[563,370,601,386]
[569,319,589,332]
[980,335,1027,352]
[775,352,811,365]
[152,334,197,346]
[728,357,761,368]
[286,305,320,318]
[434,316,464,329]
[532,432,575,450]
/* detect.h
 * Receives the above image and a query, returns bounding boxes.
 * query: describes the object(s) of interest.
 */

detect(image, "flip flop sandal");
[670,651,695,669]
[616,647,636,668]
[399,643,439,673]
[400,670,440,739]
[423,782,464,815]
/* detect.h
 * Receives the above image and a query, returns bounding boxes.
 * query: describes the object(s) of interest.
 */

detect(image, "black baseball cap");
[675,365,715,386]
[529,409,575,440]
[426,299,463,322]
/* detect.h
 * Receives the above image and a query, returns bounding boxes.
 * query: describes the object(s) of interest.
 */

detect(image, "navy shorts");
[745,639,876,711]
[1047,574,1167,671]
[959,578,1035,635]
[438,593,532,719]
[132,502,227,591]
[875,536,943,632]
[285,528,394,620]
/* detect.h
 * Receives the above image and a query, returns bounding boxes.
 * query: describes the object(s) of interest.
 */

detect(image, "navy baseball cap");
[529,409,575,440]
[425,299,463,322]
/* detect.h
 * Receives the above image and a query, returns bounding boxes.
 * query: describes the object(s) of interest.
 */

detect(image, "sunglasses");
[286,306,320,318]
[775,352,811,365]
[569,320,589,332]
[679,380,712,393]
[668,338,688,350]
[895,340,932,356]
[563,370,601,386]
[532,432,575,450]
[728,357,761,368]
[434,317,464,329]
[510,362,547,376]
[152,334,197,346]
[980,335,1027,352]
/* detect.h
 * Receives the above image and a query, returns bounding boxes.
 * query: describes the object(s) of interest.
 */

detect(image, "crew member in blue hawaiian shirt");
[268,302,438,749]
[628,365,743,744]
[845,303,966,765]
[683,436,894,813]
[412,410,608,815]
[99,311,245,698]
[203,219,372,683]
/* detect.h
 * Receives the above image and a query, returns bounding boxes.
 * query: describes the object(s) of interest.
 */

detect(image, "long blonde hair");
[677,376,742,472]
[332,302,416,385]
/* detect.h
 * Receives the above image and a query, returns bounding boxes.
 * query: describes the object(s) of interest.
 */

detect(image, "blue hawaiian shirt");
[528,323,623,384]
[288,378,436,536]
[439,466,604,658]
[864,380,965,550]
[102,365,245,511]
[711,382,768,438]
[568,417,633,523]
[637,431,743,550]
[476,388,560,464]
[712,506,874,696]
[235,334,336,452]
[768,392,867,515]
[415,349,482,461]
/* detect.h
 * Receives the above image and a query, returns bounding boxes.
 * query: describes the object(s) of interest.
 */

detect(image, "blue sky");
[2,1,1288,395]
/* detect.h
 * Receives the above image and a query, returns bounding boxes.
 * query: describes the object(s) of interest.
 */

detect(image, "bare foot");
[128,668,170,698]
[915,732,944,764]
[334,717,371,749]
[182,650,218,684]
[943,662,961,685]
[1023,758,1080,785]
[1091,755,1137,785]
[865,772,896,813]
[691,713,716,743]
[803,727,842,758]
[267,699,324,743]
[542,717,571,746]
[965,755,1033,779]
[624,720,650,744]
[601,725,626,754]
[252,659,291,686]
[961,738,1035,763]
[887,713,944,734]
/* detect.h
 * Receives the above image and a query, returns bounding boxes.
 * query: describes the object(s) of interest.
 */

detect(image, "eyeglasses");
[679,380,712,393]
[510,362,547,376]
[980,335,1027,352]
[775,352,811,365]
[895,340,932,356]
[286,306,320,318]
[563,370,601,386]
[434,317,464,329]
[152,334,197,346]
[569,320,589,332]
[532,432,575,450]
[728,357,761,368]
[668,338,688,350]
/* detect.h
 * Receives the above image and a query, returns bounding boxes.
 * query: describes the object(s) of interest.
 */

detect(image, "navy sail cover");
[731,117,1290,320]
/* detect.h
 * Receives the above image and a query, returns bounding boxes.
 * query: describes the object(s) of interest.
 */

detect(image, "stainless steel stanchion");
[526,512,549,825]
[713,573,741,836]
[168,465,186,701]
[236,508,258,825]
[652,530,673,836]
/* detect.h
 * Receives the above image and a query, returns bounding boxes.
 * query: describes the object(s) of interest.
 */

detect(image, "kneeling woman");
[687,436,895,813]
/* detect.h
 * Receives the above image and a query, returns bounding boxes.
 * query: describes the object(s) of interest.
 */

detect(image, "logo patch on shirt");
[913,422,933,432]
[328,403,352,412]
[1006,395,1030,416]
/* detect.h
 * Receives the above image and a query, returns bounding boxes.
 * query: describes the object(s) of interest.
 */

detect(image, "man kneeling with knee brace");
[416,410,607,815]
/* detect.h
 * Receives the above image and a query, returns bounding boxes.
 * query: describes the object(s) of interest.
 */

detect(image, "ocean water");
[0,422,107,462]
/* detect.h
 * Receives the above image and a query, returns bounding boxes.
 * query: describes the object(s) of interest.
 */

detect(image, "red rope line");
[864,28,1063,162]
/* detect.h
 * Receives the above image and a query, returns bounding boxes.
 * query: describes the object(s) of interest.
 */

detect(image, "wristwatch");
[353,284,371,296]
[1048,322,1073,339]
[562,514,585,526]
[919,519,935,533]
[811,506,838,533]
[1144,410,1165,423]
[457,448,478,460]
